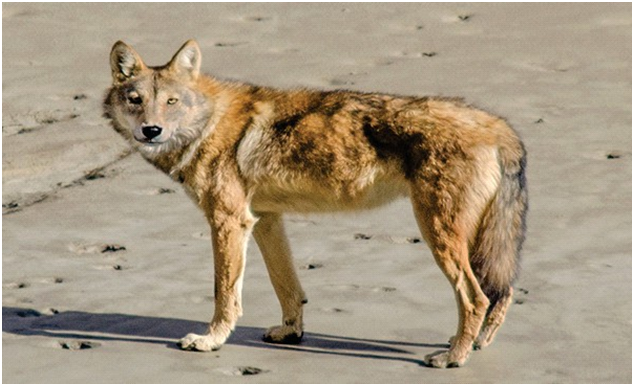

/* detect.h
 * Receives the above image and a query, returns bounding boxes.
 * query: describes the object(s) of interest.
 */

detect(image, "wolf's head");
[104,40,212,156]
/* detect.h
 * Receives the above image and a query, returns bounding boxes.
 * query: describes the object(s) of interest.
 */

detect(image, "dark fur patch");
[272,114,301,134]
[361,116,401,157]
[271,92,330,134]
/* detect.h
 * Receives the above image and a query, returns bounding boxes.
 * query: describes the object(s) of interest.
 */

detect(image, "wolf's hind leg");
[410,191,489,368]
[474,288,513,349]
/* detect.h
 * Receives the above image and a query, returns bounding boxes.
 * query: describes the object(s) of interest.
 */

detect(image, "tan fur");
[104,40,528,368]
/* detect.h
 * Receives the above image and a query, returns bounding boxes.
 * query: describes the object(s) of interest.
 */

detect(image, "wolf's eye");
[127,95,142,105]
[167,98,179,105]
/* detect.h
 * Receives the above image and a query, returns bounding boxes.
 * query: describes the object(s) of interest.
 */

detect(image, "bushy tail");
[470,143,528,309]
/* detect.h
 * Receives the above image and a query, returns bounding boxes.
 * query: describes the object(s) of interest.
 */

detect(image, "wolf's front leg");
[178,206,255,352]
[253,212,306,344]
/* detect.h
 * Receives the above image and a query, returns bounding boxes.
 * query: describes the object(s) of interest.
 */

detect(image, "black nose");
[142,125,162,140]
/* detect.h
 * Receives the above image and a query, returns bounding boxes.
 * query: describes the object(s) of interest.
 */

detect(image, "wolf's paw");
[473,334,493,351]
[424,350,467,369]
[262,325,303,344]
[474,324,500,350]
[177,333,224,352]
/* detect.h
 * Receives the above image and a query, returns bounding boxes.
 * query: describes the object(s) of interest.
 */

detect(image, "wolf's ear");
[110,41,146,84]
[168,39,201,79]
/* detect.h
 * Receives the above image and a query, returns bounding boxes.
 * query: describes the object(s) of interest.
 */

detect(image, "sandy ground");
[2,3,631,383]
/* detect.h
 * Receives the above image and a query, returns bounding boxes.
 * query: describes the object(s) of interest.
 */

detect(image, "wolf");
[103,40,527,368]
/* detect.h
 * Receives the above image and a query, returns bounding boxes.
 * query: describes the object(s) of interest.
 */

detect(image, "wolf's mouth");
[134,135,164,145]
[135,137,163,145]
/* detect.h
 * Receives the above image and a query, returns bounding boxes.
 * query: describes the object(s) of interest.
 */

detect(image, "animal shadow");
[3,307,447,365]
